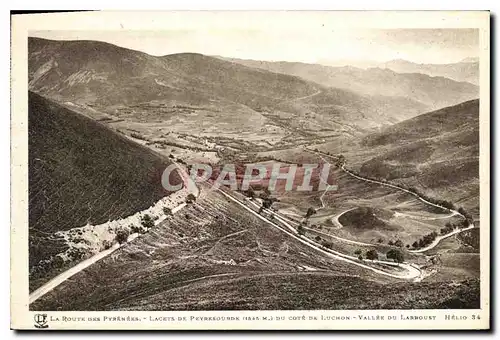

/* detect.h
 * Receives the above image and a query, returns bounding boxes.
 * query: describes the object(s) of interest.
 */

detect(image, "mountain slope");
[29,37,435,134]
[29,91,181,288]
[29,37,317,109]
[222,57,479,111]
[353,99,479,214]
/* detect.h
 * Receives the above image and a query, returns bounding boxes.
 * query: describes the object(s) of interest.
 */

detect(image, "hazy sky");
[31,28,479,65]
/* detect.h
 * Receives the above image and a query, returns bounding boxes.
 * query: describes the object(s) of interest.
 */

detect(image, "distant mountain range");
[379,58,479,85]
[220,57,479,111]
[314,57,479,85]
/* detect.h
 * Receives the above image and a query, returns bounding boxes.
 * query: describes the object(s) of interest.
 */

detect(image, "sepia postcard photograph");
[10,10,490,330]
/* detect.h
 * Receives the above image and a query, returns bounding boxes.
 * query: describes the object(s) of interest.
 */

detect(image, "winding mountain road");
[393,211,458,220]
[408,225,477,253]
[284,89,322,103]
[310,150,476,253]
[304,225,375,247]
[331,208,357,229]
[29,164,197,305]
[247,200,375,248]
[220,190,422,280]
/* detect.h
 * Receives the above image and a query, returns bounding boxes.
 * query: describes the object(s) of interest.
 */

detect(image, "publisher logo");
[34,314,49,329]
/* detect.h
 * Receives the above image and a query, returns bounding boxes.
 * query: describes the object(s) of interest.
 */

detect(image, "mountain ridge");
[221,56,479,111]
[29,37,453,132]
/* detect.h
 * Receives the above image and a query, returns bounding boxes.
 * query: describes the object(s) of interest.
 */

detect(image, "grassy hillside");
[30,186,369,310]
[354,99,480,214]
[338,207,397,231]
[28,37,316,109]
[362,99,479,146]
[29,92,181,287]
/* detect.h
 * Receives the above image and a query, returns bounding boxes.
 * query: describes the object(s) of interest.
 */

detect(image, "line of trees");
[297,224,305,236]
[113,206,179,247]
[412,218,474,250]
[258,196,279,214]
[335,155,346,168]
[321,240,334,249]
[458,207,474,226]
[411,231,438,249]
[340,158,477,228]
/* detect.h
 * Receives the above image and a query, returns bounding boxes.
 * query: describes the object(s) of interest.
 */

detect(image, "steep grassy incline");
[356,99,480,214]
[29,92,181,269]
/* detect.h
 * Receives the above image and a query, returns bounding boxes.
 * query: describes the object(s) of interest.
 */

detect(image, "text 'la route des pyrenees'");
[48,313,479,323]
